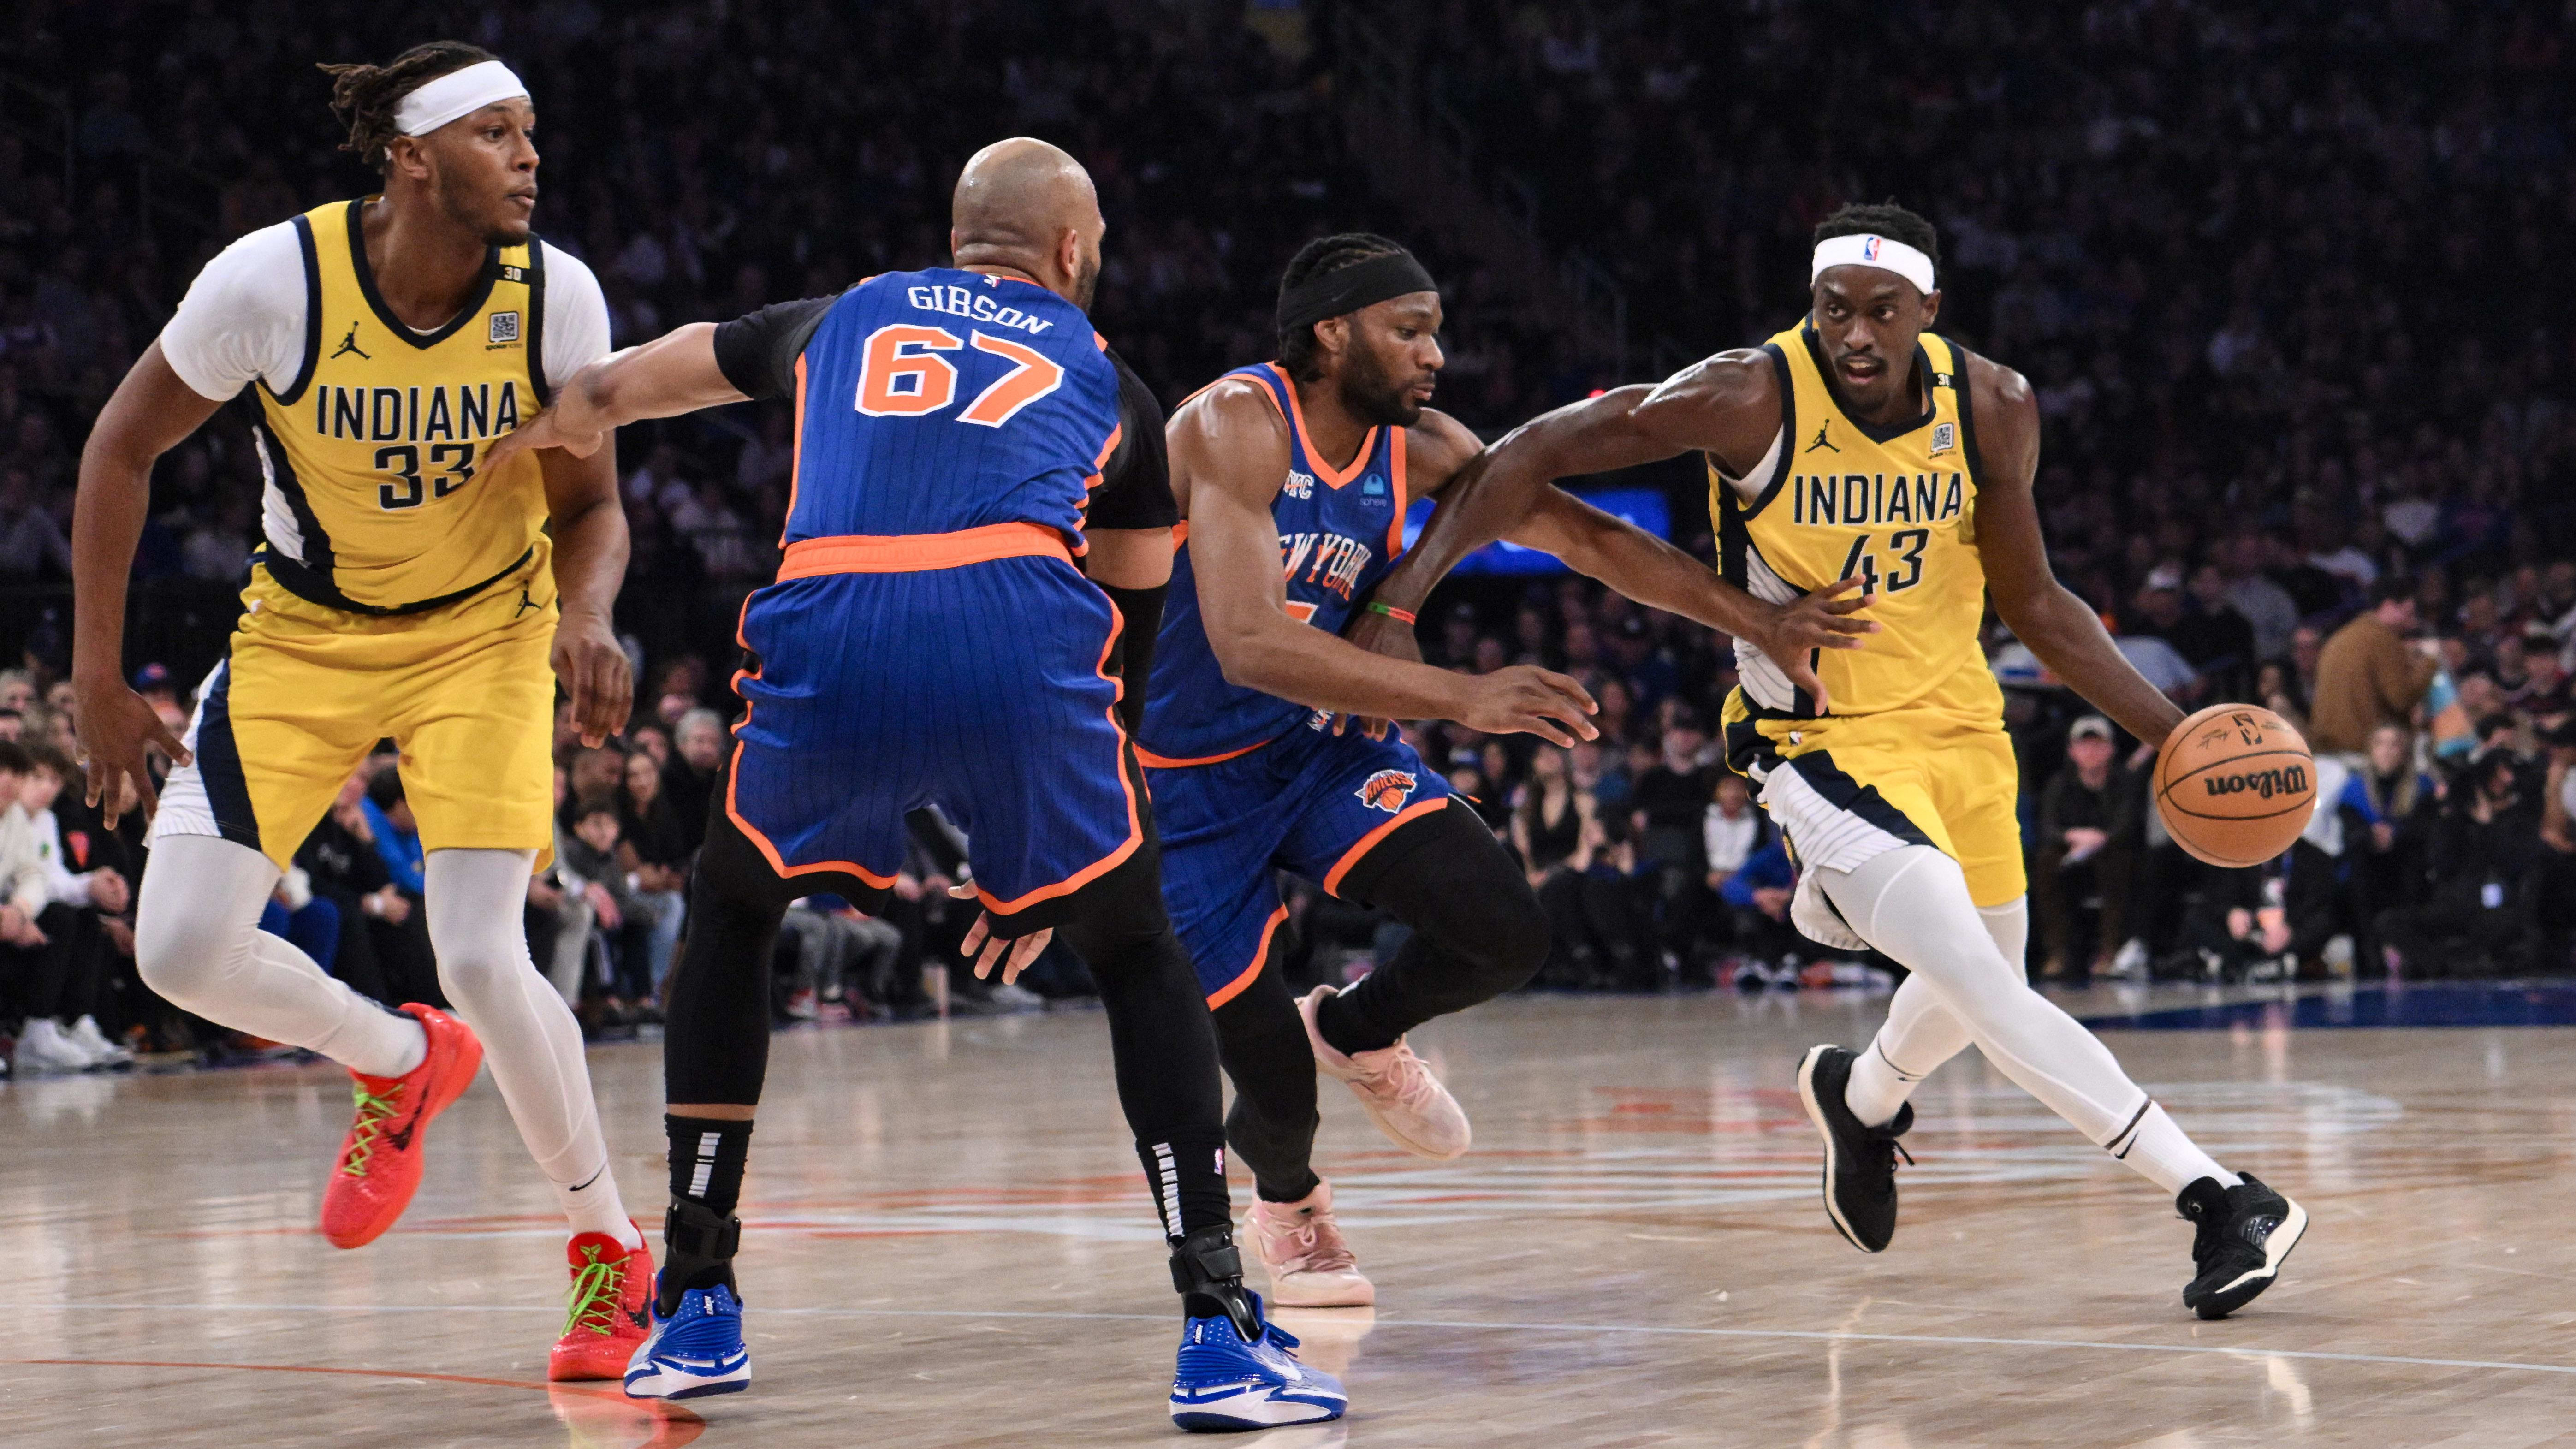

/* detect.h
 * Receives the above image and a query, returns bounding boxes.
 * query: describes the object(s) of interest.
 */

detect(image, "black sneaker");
[2177,1173,2307,1319]
[1795,1044,1913,1252]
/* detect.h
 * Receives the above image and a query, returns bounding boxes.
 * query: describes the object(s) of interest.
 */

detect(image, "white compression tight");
[137,837,636,1242]
[1824,845,2236,1197]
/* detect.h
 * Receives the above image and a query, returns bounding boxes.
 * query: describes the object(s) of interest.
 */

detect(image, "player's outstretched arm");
[1971,352,2187,748]
[1171,380,1597,744]
[481,322,748,472]
[71,341,217,821]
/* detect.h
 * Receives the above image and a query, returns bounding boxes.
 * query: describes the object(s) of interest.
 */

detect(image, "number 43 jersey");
[1714,321,1994,720]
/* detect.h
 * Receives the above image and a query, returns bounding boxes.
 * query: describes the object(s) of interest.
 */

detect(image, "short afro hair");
[1813,200,1941,270]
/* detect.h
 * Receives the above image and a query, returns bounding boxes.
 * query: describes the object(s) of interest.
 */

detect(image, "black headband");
[1276,250,1438,333]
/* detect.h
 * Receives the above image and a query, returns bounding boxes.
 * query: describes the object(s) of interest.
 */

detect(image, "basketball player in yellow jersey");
[69,43,655,1378]
[1389,203,2304,1319]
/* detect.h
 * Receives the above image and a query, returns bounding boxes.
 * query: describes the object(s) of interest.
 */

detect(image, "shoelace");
[1272,1211,1358,1275]
[1357,1045,1439,1109]
[338,1083,407,1178]
[564,1246,629,1338]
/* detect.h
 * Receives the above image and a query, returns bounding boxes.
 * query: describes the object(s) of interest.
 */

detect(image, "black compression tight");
[1217,798,1549,1198]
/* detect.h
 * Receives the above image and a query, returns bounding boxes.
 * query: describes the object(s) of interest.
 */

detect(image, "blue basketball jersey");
[1140,363,1409,764]
[783,268,1122,544]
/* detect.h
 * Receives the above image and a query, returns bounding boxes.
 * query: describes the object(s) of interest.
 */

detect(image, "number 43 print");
[854,324,1063,426]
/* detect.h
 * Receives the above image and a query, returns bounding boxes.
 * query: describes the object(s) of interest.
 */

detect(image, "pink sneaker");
[1246,1179,1375,1308]
[1299,984,1470,1160]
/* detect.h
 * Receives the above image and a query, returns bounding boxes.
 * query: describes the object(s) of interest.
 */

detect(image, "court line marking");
[12,1302,2576,1378]
[0,1356,704,1445]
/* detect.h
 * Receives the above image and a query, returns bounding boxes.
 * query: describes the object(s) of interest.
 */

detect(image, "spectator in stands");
[665,707,727,855]
[2312,577,2440,755]
[1629,709,1717,974]
[1717,838,1801,983]
[2377,748,2542,977]
[619,749,689,996]
[3,740,122,1070]
[295,772,421,1007]
[2035,717,2132,986]
[2342,724,2435,972]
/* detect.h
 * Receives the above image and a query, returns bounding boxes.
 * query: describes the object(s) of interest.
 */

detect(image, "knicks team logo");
[1355,769,1418,813]
[1283,469,1315,500]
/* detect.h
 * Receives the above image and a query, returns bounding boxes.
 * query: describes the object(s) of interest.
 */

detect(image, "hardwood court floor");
[6,984,2574,1447]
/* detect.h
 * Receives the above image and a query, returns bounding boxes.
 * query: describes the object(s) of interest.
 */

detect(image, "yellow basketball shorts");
[1719,690,2027,909]
[153,553,560,873]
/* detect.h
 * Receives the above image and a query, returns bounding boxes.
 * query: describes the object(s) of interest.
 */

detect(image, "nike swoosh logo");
[386,1121,418,1152]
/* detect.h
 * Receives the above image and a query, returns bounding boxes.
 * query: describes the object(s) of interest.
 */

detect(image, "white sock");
[135,835,426,1078]
[423,849,634,1241]
[2107,1101,2240,1197]
[557,1164,647,1248]
[1819,848,2160,1147]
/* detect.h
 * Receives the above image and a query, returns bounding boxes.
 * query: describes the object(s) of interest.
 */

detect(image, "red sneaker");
[318,1004,482,1249]
[549,1227,655,1381]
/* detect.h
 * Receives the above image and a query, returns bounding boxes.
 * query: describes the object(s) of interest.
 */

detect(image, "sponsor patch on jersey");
[1354,769,1418,813]
[488,310,521,344]
[1930,421,1955,455]
[1363,476,1386,496]
[1283,469,1315,500]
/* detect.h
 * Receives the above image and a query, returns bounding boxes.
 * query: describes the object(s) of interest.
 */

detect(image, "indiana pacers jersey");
[248,198,552,615]
[1140,362,1408,765]
[1716,321,1990,719]
[1714,321,2024,909]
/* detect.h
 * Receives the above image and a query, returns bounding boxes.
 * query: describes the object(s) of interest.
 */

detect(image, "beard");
[436,172,533,247]
[1338,341,1425,428]
[1068,251,1101,311]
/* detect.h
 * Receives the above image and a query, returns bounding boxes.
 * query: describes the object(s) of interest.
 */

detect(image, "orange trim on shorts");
[972,598,1146,917]
[1265,362,1378,489]
[1134,737,1271,770]
[1322,796,1449,897]
[776,522,1072,579]
[1206,904,1290,1009]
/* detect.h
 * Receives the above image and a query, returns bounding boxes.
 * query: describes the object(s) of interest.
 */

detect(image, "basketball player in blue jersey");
[482,139,1341,1431]
[1373,202,2304,1319]
[71,43,654,1378]
[1147,234,1875,1306]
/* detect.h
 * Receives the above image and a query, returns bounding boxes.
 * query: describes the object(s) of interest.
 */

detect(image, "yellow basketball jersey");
[247,198,552,615]
[1713,321,1992,718]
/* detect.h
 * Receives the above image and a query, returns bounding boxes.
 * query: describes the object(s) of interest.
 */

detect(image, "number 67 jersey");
[711,268,1156,930]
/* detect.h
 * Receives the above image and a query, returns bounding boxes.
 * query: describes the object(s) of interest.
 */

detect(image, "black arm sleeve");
[1099,582,1168,739]
[712,295,840,402]
[1086,349,1180,532]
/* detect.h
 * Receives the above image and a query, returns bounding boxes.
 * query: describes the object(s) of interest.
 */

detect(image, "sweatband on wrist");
[1365,602,1418,625]
[1276,251,1439,333]
[1810,233,1936,296]
[394,60,530,137]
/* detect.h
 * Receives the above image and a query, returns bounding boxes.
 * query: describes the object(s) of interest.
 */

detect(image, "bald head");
[950,137,1104,309]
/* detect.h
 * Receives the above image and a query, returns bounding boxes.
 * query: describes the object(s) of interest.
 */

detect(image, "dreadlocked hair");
[1813,200,1940,268]
[1276,232,1410,381]
[318,41,498,172]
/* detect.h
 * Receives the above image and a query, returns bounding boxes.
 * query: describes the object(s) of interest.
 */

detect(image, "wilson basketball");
[2152,704,2318,867]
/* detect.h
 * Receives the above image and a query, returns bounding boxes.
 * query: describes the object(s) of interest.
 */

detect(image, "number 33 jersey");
[1713,321,1993,719]
[244,199,556,615]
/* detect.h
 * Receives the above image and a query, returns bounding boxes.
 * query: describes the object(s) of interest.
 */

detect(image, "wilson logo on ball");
[2202,765,2309,800]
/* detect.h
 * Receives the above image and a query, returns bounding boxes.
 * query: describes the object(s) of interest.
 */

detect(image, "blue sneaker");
[1169,1293,1347,1431]
[623,1273,750,1400]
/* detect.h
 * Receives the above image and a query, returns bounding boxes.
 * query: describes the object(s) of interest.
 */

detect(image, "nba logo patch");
[1862,236,1882,261]
[1930,421,1956,455]
[488,311,521,344]
[1355,769,1417,813]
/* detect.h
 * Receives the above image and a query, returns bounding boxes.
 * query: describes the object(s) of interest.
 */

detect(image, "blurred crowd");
[7,0,2576,1074]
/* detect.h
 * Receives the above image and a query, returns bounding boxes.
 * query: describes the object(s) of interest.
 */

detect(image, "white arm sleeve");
[157,222,309,402]
[539,242,611,391]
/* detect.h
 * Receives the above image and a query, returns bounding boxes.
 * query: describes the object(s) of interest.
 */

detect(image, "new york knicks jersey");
[779,269,1122,546]
[1716,322,1993,719]
[249,199,552,614]
[1140,363,1408,764]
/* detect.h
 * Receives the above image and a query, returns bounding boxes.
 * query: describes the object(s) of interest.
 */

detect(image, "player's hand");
[1331,605,1422,740]
[480,396,606,471]
[71,675,190,825]
[961,912,1051,985]
[552,609,632,748]
[1460,665,1598,747]
[1750,577,1878,715]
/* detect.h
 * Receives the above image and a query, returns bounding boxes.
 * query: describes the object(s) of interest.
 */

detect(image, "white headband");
[393,60,529,137]
[1810,233,1936,296]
